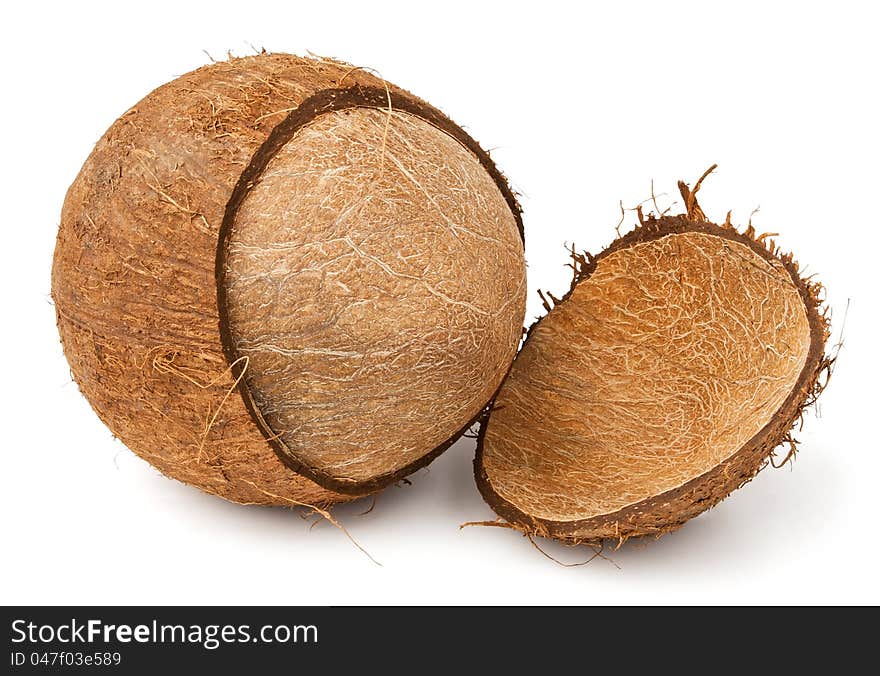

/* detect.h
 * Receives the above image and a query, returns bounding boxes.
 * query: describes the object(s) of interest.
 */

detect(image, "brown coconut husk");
[53,53,525,505]
[474,172,832,545]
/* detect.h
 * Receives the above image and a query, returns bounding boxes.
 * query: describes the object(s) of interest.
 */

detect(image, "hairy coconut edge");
[216,84,525,495]
[474,213,832,545]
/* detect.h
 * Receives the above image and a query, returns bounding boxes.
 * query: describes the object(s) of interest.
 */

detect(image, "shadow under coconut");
[112,432,485,568]
[329,434,485,524]
[119,424,840,572]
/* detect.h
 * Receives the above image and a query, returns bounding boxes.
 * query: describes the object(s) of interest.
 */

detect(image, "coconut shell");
[475,196,831,544]
[53,53,526,505]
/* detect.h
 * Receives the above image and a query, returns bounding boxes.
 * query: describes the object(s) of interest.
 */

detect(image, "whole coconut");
[53,53,526,505]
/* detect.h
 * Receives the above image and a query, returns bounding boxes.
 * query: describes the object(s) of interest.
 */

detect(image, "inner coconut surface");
[223,107,525,484]
[481,231,811,522]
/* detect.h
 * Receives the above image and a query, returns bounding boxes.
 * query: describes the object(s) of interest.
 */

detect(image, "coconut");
[53,53,526,506]
[474,173,831,544]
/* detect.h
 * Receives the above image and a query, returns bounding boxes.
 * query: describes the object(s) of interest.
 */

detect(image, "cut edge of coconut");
[474,211,832,546]
[216,84,525,495]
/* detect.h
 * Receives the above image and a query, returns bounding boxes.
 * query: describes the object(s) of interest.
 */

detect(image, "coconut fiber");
[53,53,526,505]
[475,178,831,544]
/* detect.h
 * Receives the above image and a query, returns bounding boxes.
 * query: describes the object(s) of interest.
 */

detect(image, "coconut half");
[475,180,831,544]
[53,53,526,505]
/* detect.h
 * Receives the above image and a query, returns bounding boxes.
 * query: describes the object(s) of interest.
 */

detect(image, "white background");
[1,1,877,605]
